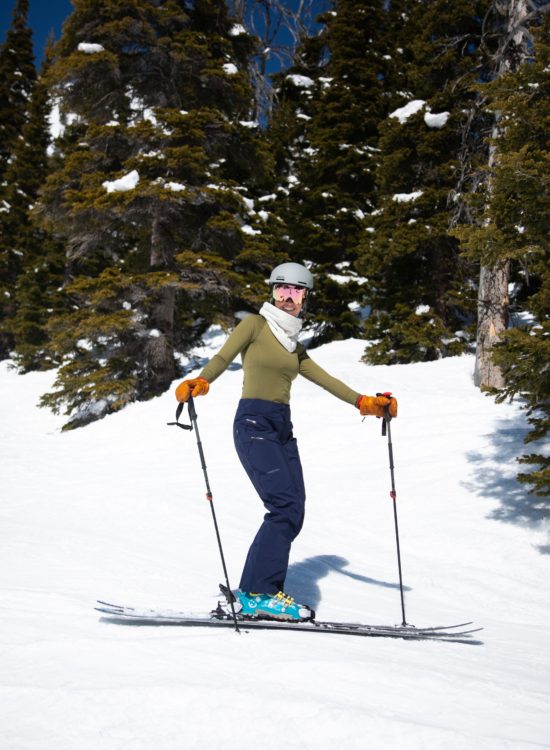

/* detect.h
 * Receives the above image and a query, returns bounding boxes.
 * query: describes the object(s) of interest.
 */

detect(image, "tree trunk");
[474,261,510,388]
[147,285,177,392]
[474,0,530,388]
[148,207,176,391]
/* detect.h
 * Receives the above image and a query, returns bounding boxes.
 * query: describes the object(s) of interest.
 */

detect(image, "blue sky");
[0,0,74,64]
[1,0,328,68]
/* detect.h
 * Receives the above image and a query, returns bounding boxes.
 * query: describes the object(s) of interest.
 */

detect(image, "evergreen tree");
[0,0,37,358]
[38,0,275,429]
[0,48,68,371]
[464,0,548,390]
[460,15,550,497]
[268,0,404,344]
[357,0,491,364]
[0,0,36,182]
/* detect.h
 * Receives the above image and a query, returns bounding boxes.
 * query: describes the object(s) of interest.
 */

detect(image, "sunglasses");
[272,284,307,303]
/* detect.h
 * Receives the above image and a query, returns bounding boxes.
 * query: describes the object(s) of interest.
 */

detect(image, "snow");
[389,99,426,123]
[393,190,423,203]
[1,335,550,750]
[509,311,536,328]
[287,74,315,88]
[164,181,186,192]
[77,42,105,54]
[327,274,367,285]
[389,102,449,129]
[229,24,246,36]
[240,224,261,235]
[48,101,63,139]
[142,107,158,125]
[102,170,140,193]
[223,63,238,75]
[424,111,450,128]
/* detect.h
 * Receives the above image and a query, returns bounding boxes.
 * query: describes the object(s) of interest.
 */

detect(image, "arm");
[199,315,260,384]
[298,350,398,417]
[175,315,262,402]
[298,351,360,406]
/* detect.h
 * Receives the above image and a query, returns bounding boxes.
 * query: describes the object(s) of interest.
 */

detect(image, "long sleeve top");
[199,314,360,406]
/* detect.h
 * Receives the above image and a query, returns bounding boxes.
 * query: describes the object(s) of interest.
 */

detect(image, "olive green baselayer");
[199,314,361,406]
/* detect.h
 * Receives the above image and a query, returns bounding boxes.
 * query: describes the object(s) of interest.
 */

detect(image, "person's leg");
[233,400,305,594]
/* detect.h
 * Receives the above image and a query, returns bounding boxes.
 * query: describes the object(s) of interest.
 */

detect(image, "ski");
[215,584,477,635]
[96,601,483,644]
[215,585,474,635]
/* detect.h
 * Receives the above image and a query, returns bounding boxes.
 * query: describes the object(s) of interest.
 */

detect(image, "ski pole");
[168,397,240,633]
[377,393,408,627]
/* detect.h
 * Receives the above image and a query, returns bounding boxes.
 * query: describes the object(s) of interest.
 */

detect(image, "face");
[272,284,307,317]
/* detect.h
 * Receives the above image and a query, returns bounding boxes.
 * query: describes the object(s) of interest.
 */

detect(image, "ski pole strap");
[187,395,198,422]
[167,401,193,430]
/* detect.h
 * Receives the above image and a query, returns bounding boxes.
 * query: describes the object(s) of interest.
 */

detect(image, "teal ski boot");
[236,590,314,622]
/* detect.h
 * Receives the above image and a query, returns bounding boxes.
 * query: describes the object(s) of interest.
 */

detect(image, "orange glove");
[357,392,398,418]
[175,377,210,402]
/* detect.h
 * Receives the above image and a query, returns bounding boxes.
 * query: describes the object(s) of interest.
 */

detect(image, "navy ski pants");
[233,398,306,594]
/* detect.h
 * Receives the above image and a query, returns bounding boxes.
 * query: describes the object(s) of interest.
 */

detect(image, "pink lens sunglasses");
[272,284,307,303]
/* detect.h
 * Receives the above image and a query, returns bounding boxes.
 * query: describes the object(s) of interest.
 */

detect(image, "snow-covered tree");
[459,11,550,497]
[37,0,274,428]
[0,48,68,372]
[464,0,550,389]
[357,0,492,365]
[0,0,38,359]
[0,0,36,182]
[269,0,403,344]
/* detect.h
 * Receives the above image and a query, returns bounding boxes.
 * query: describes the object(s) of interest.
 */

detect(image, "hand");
[357,392,398,418]
[175,377,210,402]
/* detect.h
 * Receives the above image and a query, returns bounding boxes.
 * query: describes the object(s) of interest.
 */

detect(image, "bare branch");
[228,0,330,120]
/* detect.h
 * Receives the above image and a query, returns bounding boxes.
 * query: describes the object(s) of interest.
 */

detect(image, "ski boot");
[235,590,314,622]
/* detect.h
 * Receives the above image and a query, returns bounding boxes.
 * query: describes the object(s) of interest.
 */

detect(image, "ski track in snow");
[1,335,549,750]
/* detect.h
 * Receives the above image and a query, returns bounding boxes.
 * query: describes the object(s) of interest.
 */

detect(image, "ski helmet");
[268,262,314,290]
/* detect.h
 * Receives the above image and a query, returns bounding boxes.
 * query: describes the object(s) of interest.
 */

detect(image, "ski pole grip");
[376,392,393,433]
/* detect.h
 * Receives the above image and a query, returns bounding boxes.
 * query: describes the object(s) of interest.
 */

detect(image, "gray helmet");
[269,262,314,290]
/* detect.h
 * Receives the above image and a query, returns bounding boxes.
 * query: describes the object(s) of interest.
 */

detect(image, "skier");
[175,262,398,622]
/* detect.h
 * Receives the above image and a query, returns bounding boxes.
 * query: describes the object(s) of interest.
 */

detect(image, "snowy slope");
[1,333,549,750]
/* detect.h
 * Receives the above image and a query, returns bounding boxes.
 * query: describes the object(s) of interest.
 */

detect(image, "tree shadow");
[184,354,242,375]
[462,412,550,554]
[285,554,411,609]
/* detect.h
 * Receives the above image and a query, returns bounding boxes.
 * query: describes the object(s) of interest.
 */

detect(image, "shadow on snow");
[285,554,410,610]
[462,411,550,554]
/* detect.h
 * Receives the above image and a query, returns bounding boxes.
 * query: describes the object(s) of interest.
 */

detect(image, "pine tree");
[0,0,37,358]
[357,0,491,364]
[37,0,275,428]
[0,0,36,182]
[0,47,68,371]
[460,15,550,497]
[464,0,549,390]
[268,0,404,344]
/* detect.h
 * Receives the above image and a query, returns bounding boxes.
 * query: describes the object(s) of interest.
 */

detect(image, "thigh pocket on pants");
[237,425,294,501]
